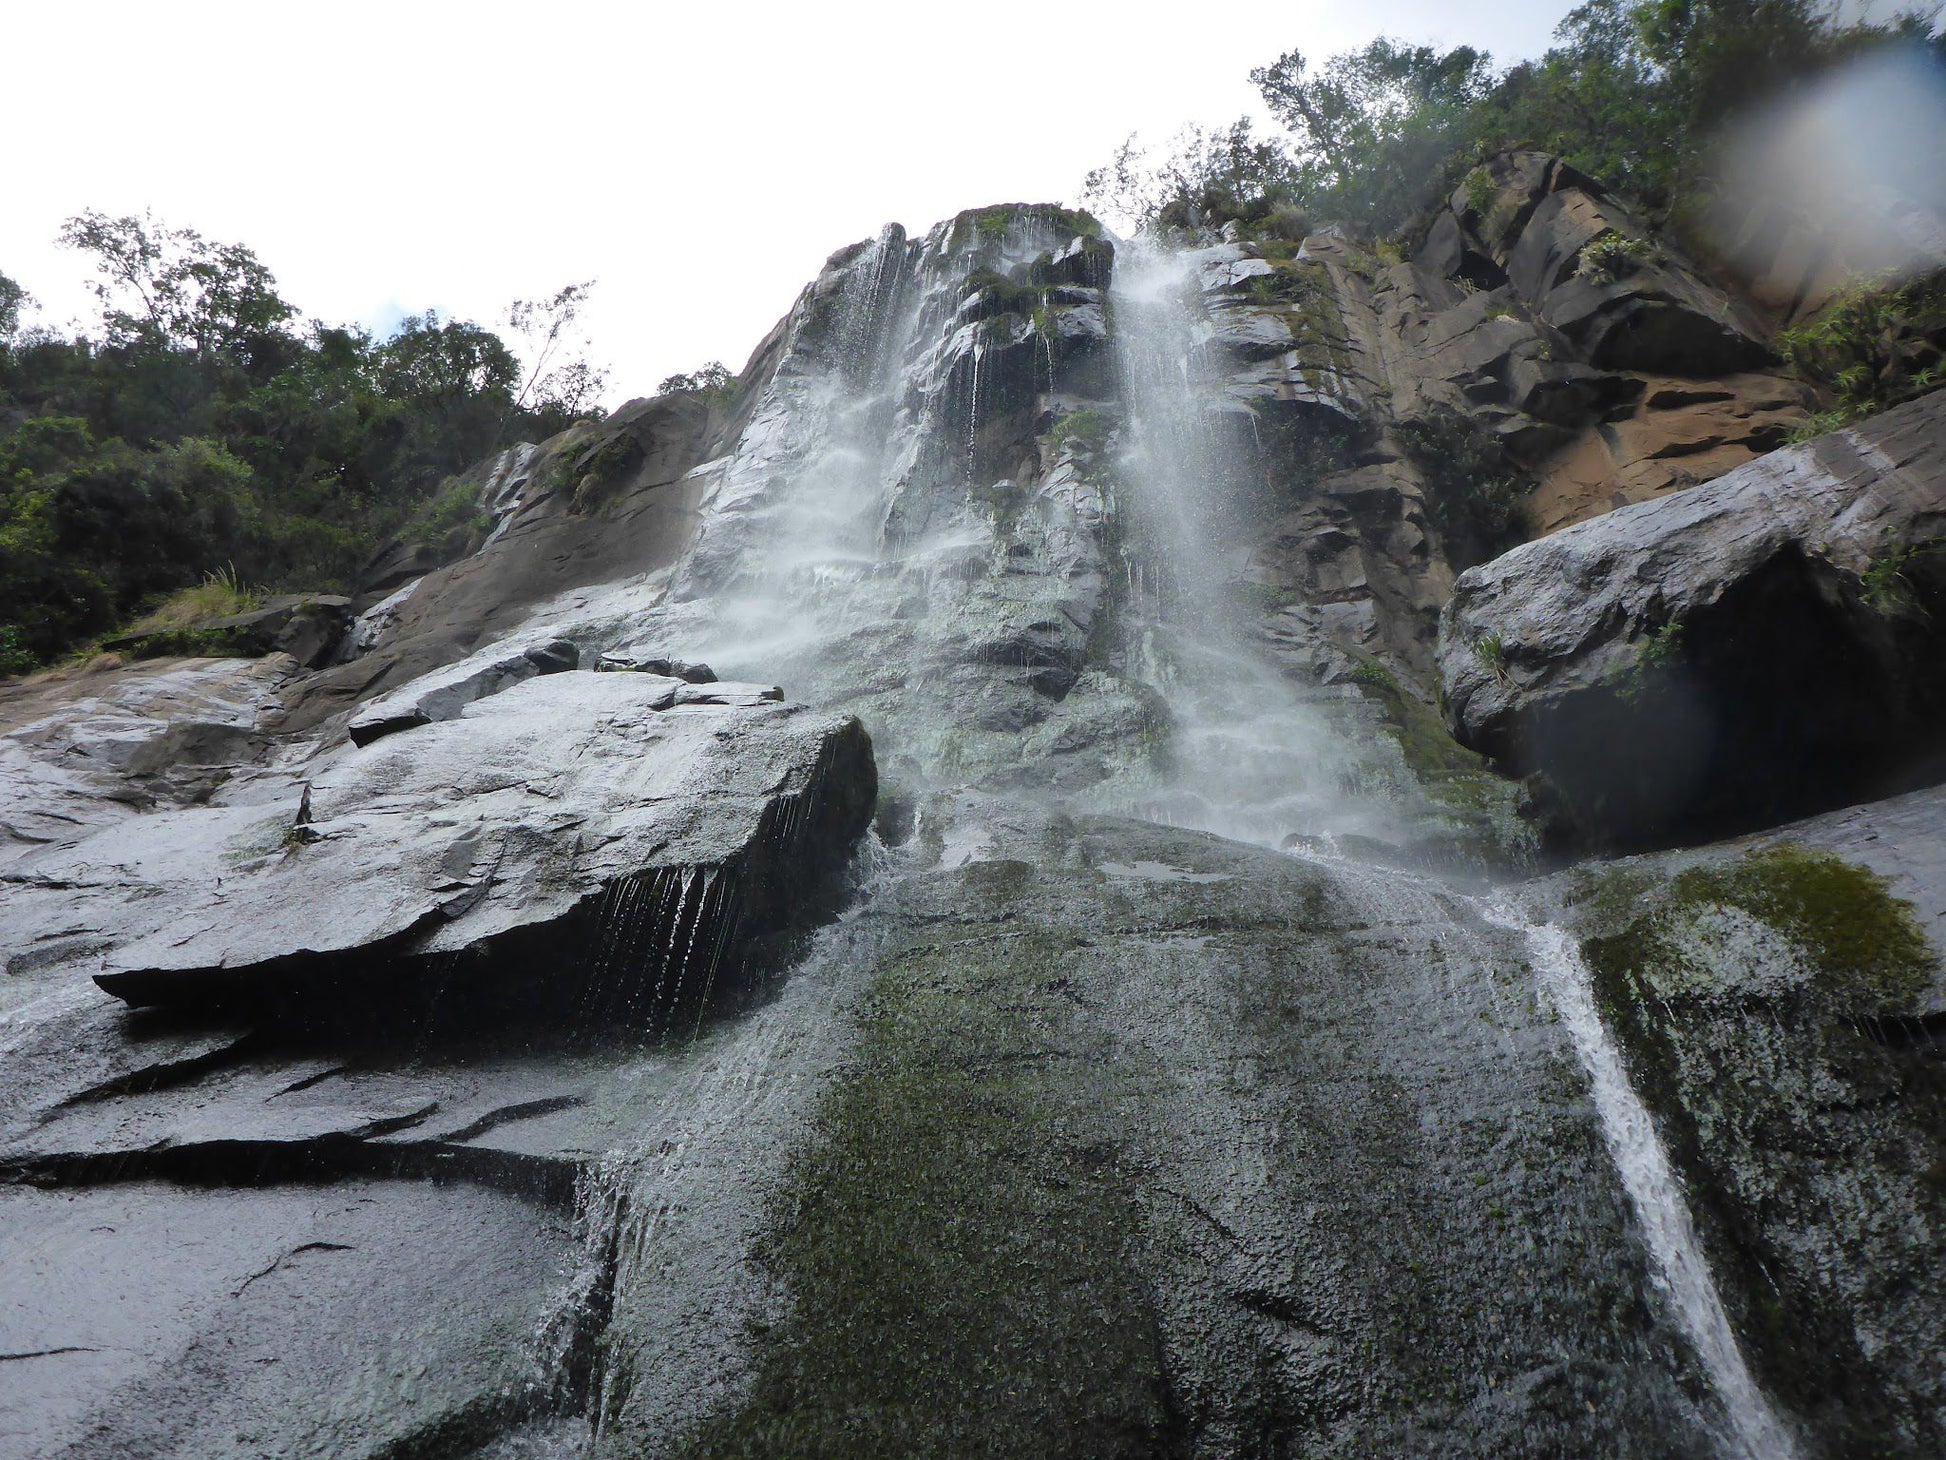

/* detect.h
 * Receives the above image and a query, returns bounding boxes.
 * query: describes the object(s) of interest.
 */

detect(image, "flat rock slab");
[0,670,874,1019]
[345,636,579,745]
[1438,390,1946,843]
[0,1180,571,1460]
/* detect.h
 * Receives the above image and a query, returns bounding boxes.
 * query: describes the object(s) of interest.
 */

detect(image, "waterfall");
[1487,901,1803,1460]
[533,219,1808,1456]
[1096,240,1419,850]
[1107,234,1802,1459]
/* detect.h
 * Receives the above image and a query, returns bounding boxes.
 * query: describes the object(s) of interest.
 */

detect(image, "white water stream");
[540,221,1804,1457]
[1099,242,1420,849]
[1488,904,1802,1460]
[1110,237,1802,1459]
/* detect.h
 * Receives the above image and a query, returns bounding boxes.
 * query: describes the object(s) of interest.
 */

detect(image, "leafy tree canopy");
[656,361,733,396]
[1087,0,1945,234]
[0,212,615,671]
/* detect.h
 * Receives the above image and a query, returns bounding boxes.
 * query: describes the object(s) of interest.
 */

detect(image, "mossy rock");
[1572,844,1946,1457]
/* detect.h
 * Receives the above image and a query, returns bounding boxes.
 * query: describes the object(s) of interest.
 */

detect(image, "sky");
[0,1,1794,398]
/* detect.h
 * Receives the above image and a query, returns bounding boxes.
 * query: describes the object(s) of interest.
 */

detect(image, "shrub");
[1576,232,1655,281]
[1779,269,1946,425]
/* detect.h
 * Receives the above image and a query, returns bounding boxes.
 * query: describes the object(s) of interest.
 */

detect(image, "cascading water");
[524,215,1805,1457]
[1096,241,1422,849]
[1103,236,1802,1457]
[1489,902,1803,1460]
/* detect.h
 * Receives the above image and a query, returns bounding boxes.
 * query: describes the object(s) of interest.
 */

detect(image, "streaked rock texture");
[1438,390,1946,844]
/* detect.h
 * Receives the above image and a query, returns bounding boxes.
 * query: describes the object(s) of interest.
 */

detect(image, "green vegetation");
[123,566,260,634]
[1616,619,1685,702]
[655,360,734,396]
[1583,844,1936,1011]
[1574,846,1946,1452]
[1048,406,1114,455]
[948,204,1104,251]
[1084,3,1945,236]
[1576,232,1656,281]
[1859,543,1934,616]
[1394,408,1530,570]
[1778,269,1946,428]
[0,213,605,670]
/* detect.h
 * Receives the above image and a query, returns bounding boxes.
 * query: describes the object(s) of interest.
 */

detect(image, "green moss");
[679,869,1180,1458]
[1048,406,1114,457]
[1676,846,1933,1008]
[1575,844,1946,1452]
[1584,846,1934,1011]
[949,204,1102,251]
[961,267,1046,323]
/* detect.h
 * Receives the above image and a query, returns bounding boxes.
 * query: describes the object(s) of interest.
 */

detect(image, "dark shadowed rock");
[596,651,717,682]
[104,594,354,669]
[1439,390,1946,844]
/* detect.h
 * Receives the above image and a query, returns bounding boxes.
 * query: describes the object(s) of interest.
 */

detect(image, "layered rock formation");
[3,175,1944,1460]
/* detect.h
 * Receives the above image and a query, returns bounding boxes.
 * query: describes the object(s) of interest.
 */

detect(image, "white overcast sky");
[0,0,1899,398]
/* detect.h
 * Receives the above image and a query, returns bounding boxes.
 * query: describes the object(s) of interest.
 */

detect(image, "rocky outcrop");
[283,391,721,735]
[9,183,1945,1460]
[2,666,874,1019]
[1439,389,1946,844]
[346,635,579,745]
[1542,783,1946,1457]
[103,593,354,668]
[0,653,300,861]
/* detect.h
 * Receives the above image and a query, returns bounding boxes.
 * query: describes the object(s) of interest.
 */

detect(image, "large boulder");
[1438,389,1946,844]
[1,669,875,1022]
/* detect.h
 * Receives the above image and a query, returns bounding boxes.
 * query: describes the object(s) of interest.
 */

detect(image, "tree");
[58,211,296,371]
[656,362,733,396]
[1471,0,1680,206]
[371,312,522,492]
[507,281,609,430]
[1251,39,1497,229]
[1081,121,1304,233]
[0,271,28,345]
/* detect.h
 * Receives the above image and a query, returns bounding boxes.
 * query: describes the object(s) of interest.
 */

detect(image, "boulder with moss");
[1546,786,1946,1458]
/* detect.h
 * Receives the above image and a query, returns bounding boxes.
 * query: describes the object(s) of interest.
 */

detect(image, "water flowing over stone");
[3,189,1942,1459]
[1487,902,1803,1460]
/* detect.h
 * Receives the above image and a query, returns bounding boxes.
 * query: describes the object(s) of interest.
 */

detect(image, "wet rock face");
[6,182,1942,1458]
[2,667,875,1022]
[1438,391,1946,846]
[283,392,717,736]
[1545,790,1946,1459]
[647,808,1715,1459]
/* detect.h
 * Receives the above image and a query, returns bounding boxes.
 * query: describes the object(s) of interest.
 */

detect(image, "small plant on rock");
[1859,544,1932,619]
[1463,168,1497,220]
[1474,632,1511,681]
[1779,268,1946,426]
[1576,232,1654,282]
[1617,620,1684,703]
